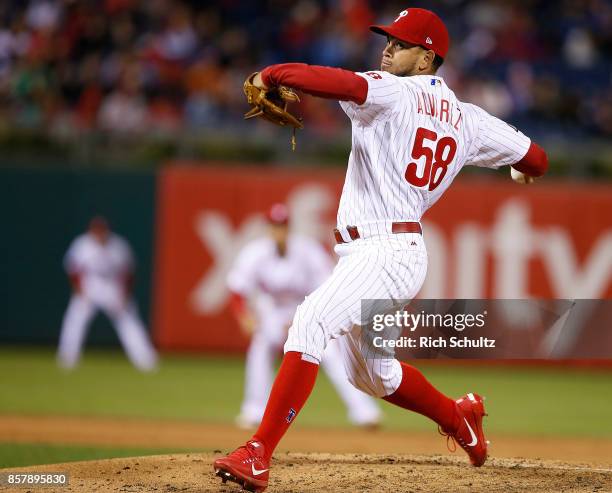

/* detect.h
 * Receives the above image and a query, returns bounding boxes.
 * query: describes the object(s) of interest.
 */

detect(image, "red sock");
[253,351,319,458]
[383,362,459,432]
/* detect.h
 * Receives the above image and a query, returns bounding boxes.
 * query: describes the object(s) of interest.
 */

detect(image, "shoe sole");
[214,467,267,493]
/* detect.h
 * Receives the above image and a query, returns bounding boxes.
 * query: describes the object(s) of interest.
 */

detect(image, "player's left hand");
[243,72,304,150]
[510,166,535,185]
[252,72,268,91]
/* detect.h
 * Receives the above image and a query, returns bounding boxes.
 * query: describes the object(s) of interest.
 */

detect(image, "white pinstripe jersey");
[227,235,333,310]
[64,233,133,283]
[337,71,531,230]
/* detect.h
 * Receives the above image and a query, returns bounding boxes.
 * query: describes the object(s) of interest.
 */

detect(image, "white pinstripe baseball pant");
[284,231,427,397]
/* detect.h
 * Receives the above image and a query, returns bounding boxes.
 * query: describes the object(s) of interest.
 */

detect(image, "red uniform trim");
[512,142,548,177]
[124,272,135,294]
[261,63,368,105]
[229,291,248,318]
[68,272,81,292]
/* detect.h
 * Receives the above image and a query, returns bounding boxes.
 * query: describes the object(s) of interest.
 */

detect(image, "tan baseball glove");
[243,72,303,150]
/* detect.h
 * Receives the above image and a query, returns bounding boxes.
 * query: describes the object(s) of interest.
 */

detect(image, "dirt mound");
[3,415,612,465]
[1,452,611,493]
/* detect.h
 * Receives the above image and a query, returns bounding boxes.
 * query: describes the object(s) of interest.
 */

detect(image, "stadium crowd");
[0,0,610,141]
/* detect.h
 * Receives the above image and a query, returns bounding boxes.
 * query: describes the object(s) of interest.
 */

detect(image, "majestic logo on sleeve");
[395,10,408,22]
[286,407,296,423]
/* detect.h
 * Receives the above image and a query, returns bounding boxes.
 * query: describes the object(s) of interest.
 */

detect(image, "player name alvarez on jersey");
[415,82,463,130]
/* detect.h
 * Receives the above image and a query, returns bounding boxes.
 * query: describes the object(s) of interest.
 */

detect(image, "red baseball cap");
[370,8,450,59]
[266,203,290,225]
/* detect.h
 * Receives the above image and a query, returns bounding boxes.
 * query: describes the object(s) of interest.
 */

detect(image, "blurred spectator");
[98,62,148,133]
[0,0,609,142]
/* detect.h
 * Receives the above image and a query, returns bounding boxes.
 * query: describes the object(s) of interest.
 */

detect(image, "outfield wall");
[0,168,156,345]
[152,164,612,352]
[1,165,611,353]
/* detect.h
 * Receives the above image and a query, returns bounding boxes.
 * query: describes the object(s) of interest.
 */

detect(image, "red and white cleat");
[213,440,270,492]
[440,392,489,467]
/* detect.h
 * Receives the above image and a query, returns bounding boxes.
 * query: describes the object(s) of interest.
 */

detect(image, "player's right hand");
[510,166,535,184]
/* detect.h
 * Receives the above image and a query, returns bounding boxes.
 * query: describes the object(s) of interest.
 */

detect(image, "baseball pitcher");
[215,8,548,492]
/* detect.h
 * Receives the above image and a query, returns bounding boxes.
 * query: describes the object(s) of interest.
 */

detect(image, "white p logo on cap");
[394,10,408,23]
[426,36,433,44]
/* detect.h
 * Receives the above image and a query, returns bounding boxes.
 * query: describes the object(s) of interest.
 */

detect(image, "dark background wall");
[0,168,156,345]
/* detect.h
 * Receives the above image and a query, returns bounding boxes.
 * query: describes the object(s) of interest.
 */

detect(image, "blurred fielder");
[216,7,548,492]
[57,216,158,371]
[228,203,380,429]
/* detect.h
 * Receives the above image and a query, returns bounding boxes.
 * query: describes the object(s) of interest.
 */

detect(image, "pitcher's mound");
[2,453,611,492]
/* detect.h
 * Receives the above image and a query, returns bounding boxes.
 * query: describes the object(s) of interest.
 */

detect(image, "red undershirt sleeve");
[68,272,81,292]
[512,142,549,177]
[261,63,368,105]
[124,272,135,294]
[229,291,248,319]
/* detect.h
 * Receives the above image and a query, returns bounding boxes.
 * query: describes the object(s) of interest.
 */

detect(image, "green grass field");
[1,347,611,467]
[0,443,194,468]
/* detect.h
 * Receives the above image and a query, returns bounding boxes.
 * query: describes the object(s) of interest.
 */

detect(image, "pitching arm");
[466,105,548,183]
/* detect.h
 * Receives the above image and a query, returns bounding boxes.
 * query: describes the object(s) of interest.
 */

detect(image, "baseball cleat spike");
[215,469,229,483]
